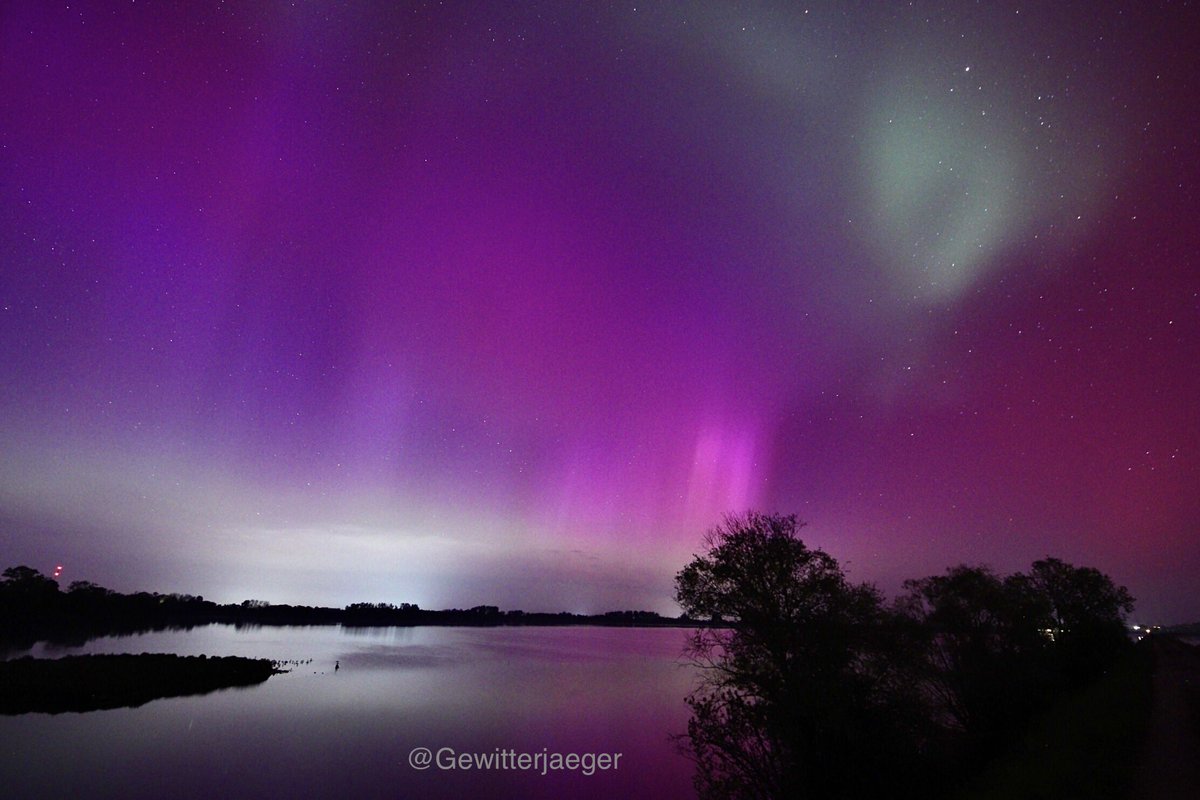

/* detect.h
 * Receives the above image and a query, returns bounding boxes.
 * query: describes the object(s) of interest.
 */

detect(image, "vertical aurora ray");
[1,1,1197,620]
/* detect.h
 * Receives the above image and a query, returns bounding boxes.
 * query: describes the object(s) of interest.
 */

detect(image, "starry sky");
[2,1,1198,621]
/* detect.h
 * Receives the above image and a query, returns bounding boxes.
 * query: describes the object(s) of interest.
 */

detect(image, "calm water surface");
[0,625,700,799]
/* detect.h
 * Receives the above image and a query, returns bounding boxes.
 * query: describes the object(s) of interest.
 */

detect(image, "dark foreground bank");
[0,653,278,714]
[1133,636,1200,800]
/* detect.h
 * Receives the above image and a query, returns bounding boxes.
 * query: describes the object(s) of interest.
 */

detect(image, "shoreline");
[0,653,279,715]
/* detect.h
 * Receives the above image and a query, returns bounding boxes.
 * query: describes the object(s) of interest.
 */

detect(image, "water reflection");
[0,625,698,799]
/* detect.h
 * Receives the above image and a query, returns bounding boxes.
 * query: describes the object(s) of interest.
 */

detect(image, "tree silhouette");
[674,512,929,800]
[899,565,1050,755]
[1,565,58,596]
[900,558,1135,769]
[675,515,1139,799]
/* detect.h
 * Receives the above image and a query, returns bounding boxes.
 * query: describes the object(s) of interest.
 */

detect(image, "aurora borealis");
[2,2,1197,620]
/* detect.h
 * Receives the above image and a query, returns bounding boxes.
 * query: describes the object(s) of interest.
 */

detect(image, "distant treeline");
[0,565,695,651]
[1164,620,1200,638]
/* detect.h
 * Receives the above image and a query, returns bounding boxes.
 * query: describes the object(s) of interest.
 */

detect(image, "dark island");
[0,653,279,715]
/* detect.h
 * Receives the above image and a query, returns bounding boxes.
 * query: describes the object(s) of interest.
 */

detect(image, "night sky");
[2,1,1197,622]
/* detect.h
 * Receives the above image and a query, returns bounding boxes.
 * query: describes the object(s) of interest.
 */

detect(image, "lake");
[0,625,700,798]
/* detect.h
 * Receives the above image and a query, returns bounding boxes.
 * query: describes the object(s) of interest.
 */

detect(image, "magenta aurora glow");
[2,1,1198,622]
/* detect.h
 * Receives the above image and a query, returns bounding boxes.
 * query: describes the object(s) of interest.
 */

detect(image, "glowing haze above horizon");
[2,1,1198,622]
